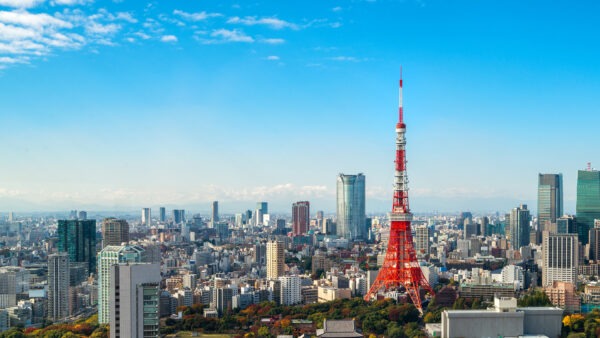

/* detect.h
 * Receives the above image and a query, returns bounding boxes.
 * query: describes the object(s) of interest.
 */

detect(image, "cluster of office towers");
[48,218,161,338]
[501,169,600,287]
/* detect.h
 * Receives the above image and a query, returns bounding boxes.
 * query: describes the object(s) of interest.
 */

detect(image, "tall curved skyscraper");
[336,173,366,241]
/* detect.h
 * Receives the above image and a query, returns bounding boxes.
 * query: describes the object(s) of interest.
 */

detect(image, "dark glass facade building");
[576,170,600,245]
[57,219,97,273]
[537,173,563,232]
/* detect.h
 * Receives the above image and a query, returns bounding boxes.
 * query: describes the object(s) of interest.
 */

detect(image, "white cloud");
[259,37,284,44]
[0,10,72,28]
[328,56,362,62]
[201,28,253,44]
[332,6,342,12]
[114,12,136,23]
[85,21,119,34]
[227,16,298,30]
[160,34,177,43]
[0,0,44,9]
[133,31,150,40]
[173,9,221,22]
[0,55,28,63]
[330,22,342,28]
[265,55,279,60]
[51,0,93,5]
[0,22,38,40]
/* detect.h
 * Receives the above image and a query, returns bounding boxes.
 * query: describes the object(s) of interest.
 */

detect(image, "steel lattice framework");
[364,70,435,313]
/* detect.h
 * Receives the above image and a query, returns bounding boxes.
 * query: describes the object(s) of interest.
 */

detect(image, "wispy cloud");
[51,0,93,5]
[227,16,298,30]
[0,0,44,9]
[200,28,254,44]
[173,9,221,22]
[328,56,365,62]
[265,55,279,60]
[259,37,284,44]
[160,34,177,43]
[332,6,343,12]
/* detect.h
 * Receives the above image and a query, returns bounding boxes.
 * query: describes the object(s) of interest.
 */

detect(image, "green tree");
[257,326,270,338]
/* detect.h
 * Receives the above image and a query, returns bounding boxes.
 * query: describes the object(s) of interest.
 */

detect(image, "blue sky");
[0,0,599,214]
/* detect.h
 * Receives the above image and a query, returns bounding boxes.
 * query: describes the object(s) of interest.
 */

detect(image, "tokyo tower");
[364,70,434,313]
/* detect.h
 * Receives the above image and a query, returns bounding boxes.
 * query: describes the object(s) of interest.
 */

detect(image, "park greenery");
[0,314,107,338]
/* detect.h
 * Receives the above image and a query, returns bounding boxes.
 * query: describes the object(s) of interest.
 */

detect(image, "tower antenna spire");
[364,69,434,313]
[399,66,404,124]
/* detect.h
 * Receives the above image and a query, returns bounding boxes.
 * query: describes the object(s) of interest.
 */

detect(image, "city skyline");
[1,0,600,213]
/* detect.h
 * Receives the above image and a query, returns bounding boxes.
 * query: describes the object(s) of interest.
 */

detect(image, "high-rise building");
[267,240,284,279]
[253,243,267,266]
[336,173,366,241]
[414,225,430,257]
[235,214,243,228]
[542,232,578,286]
[292,201,310,236]
[279,276,301,305]
[316,211,324,221]
[257,202,268,216]
[510,204,530,249]
[589,226,600,262]
[98,245,145,324]
[173,209,185,224]
[142,208,151,227]
[576,168,600,245]
[101,218,130,248]
[211,201,219,224]
[48,253,70,321]
[322,218,336,235]
[110,263,161,338]
[159,207,166,223]
[480,216,489,237]
[78,210,87,220]
[538,174,563,232]
[57,219,97,273]
[556,215,577,234]
[0,267,29,308]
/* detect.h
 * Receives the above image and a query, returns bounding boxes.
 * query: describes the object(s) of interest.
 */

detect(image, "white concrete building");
[441,296,563,338]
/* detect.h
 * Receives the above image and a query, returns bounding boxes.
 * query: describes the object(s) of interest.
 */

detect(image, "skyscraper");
[98,245,145,324]
[47,253,70,321]
[267,240,284,279]
[538,174,563,232]
[292,201,310,236]
[159,207,166,223]
[542,232,578,286]
[57,219,97,273]
[101,218,130,248]
[141,208,151,227]
[257,202,268,216]
[336,173,366,241]
[510,204,530,249]
[173,209,185,224]
[211,201,219,224]
[110,263,161,338]
[576,168,600,245]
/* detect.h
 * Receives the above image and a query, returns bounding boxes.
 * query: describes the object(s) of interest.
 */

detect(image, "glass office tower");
[577,169,600,245]
[336,173,366,241]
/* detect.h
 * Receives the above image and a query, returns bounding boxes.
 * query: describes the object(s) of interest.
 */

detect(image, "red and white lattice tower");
[364,69,434,313]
